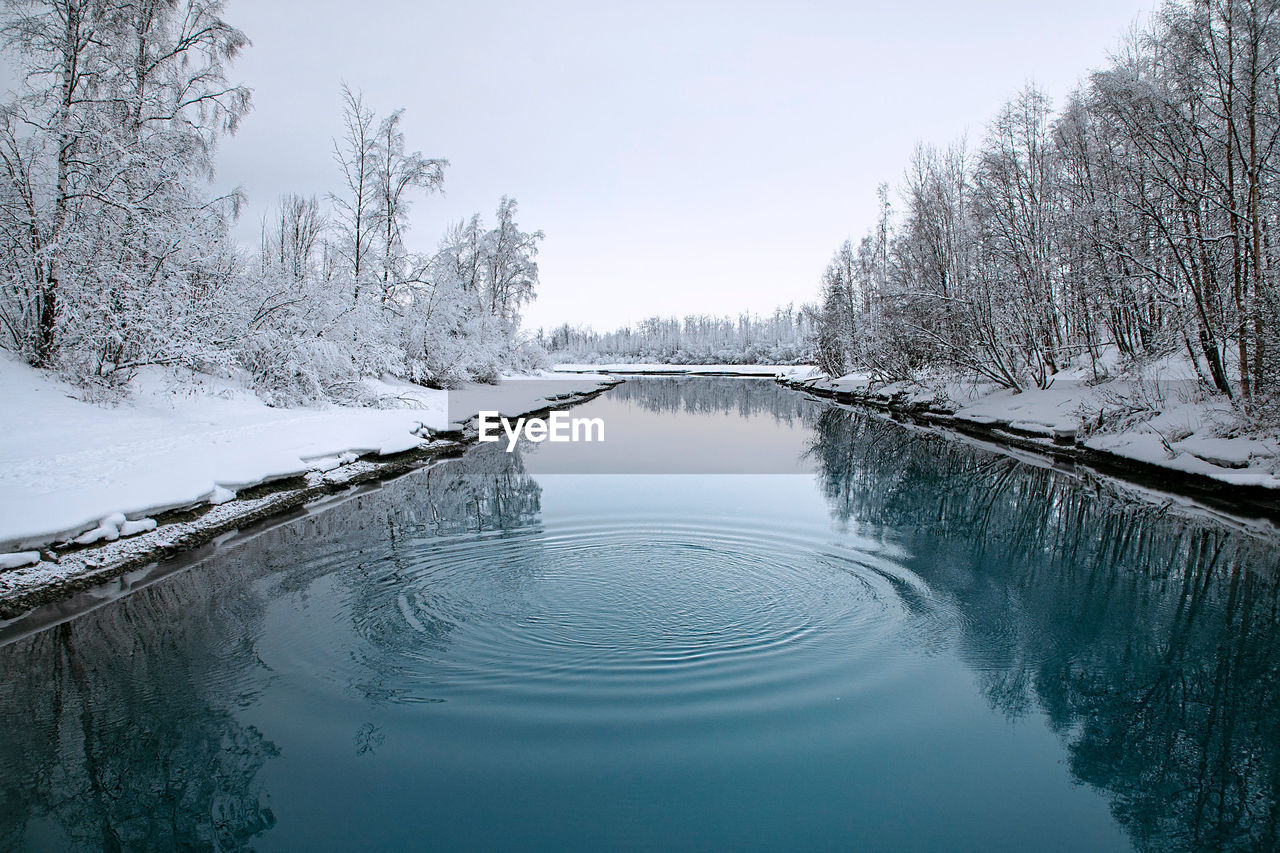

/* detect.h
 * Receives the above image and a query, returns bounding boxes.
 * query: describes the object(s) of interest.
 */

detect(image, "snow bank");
[0,357,614,552]
[792,354,1280,495]
[0,552,39,570]
[948,378,1279,490]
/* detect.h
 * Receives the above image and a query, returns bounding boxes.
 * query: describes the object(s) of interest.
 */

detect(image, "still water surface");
[1,378,1278,851]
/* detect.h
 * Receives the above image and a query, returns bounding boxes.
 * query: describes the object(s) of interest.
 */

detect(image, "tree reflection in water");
[607,375,812,422]
[0,560,278,851]
[808,405,1280,852]
[0,442,542,851]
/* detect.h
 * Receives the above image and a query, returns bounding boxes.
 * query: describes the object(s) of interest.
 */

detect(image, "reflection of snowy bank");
[0,356,616,615]
[785,355,1280,519]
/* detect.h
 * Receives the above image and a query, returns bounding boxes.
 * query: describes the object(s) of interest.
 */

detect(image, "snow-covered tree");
[809,0,1280,421]
[0,0,250,381]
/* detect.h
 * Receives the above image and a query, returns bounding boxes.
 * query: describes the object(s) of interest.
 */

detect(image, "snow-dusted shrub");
[238,331,361,407]
[509,337,550,373]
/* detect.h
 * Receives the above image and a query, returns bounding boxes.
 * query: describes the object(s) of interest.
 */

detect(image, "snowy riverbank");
[0,356,616,561]
[784,357,1280,518]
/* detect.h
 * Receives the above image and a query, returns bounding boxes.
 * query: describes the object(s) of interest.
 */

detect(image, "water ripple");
[265,514,956,724]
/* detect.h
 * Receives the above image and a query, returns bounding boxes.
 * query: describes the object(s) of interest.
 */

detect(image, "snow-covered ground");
[801,354,1280,491]
[0,357,613,552]
[556,363,818,379]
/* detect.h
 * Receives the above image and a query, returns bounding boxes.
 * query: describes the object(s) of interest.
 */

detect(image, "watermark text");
[477,411,605,452]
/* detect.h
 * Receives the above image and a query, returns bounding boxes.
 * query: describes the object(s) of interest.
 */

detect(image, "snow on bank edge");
[794,363,1280,493]
[0,357,616,556]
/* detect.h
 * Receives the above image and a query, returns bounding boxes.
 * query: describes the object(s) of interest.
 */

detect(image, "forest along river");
[2,377,1279,851]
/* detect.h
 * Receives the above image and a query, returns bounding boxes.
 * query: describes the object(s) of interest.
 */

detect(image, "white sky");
[214,0,1154,332]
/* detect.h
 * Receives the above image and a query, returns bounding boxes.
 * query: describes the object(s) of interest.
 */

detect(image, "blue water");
[1,377,1277,851]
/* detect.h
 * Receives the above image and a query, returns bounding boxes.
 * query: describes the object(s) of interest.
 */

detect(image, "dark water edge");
[783,374,1280,525]
[0,378,1278,851]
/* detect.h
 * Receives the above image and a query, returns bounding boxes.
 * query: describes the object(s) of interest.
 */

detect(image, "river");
[1,377,1277,851]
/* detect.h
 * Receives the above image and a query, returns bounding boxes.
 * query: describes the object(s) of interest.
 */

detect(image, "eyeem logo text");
[477,411,605,452]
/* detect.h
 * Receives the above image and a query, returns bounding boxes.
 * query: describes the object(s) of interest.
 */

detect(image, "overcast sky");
[214,0,1154,332]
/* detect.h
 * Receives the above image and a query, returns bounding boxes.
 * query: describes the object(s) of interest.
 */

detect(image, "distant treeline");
[542,306,813,365]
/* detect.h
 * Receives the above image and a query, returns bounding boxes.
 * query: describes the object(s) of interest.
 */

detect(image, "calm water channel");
[1,377,1278,851]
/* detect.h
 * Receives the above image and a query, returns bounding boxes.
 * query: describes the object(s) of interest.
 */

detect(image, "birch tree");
[0,0,249,378]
